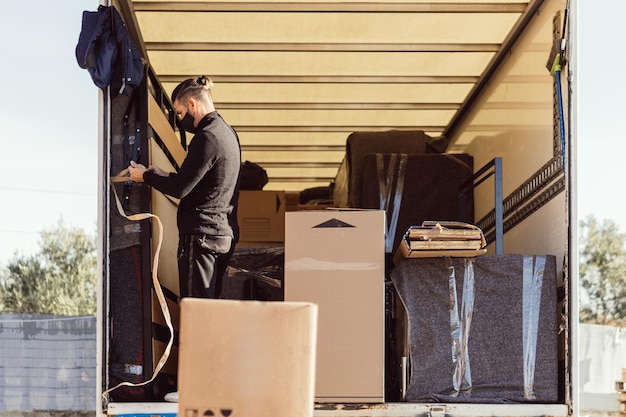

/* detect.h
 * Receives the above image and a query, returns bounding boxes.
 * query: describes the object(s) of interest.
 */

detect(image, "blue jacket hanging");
[75,5,145,96]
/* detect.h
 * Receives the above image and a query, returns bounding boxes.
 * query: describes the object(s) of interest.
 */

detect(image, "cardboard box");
[237,190,286,242]
[177,299,318,417]
[284,209,385,402]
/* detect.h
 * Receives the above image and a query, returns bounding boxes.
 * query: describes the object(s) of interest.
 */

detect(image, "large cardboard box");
[237,190,286,243]
[284,210,385,402]
[177,299,318,417]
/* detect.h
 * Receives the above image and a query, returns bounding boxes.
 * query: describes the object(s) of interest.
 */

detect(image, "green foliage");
[579,215,626,326]
[0,219,97,315]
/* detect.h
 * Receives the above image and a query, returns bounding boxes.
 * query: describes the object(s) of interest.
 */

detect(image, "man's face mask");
[179,108,197,134]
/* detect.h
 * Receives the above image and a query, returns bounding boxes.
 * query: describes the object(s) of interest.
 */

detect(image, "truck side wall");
[447,0,575,412]
[449,0,568,268]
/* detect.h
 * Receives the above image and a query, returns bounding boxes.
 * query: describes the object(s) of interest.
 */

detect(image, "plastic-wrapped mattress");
[222,246,284,301]
[333,130,448,208]
[362,153,474,255]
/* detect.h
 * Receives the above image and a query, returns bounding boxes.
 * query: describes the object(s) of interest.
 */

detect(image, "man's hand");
[128,160,147,182]
[147,165,169,177]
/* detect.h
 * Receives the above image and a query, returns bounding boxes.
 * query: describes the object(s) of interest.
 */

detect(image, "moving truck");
[94,0,579,416]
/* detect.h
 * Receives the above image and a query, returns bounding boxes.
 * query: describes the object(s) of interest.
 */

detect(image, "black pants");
[177,234,234,299]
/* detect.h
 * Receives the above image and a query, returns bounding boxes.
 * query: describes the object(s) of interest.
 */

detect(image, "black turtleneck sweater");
[143,111,241,241]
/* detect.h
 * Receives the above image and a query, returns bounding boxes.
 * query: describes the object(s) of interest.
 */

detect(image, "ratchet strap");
[102,169,174,403]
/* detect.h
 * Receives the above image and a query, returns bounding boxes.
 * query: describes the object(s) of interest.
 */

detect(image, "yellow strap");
[110,167,131,183]
[112,168,180,206]
[102,170,174,403]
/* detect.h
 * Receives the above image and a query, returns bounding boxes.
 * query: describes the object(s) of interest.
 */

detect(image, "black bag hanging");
[240,161,268,190]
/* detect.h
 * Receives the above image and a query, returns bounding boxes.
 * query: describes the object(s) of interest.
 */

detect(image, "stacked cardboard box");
[236,190,286,247]
[284,209,386,402]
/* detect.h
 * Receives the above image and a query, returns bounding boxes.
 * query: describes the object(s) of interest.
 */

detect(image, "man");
[128,75,241,299]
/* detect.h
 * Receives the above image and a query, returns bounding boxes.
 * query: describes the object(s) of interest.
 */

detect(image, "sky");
[0,0,622,266]
[576,0,626,225]
[0,1,98,265]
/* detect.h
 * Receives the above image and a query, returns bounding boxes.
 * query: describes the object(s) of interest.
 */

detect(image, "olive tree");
[0,219,97,315]
[579,215,626,326]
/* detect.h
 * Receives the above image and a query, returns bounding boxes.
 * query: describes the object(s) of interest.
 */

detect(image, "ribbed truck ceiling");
[118,0,546,191]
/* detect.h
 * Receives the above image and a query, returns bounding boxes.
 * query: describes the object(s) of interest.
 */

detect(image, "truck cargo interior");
[96,0,577,416]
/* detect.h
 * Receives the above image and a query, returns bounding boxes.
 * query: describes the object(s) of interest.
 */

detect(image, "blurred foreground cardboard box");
[177,299,318,417]
[284,209,385,402]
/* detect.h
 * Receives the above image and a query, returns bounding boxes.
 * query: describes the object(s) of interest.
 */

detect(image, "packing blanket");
[390,254,559,403]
